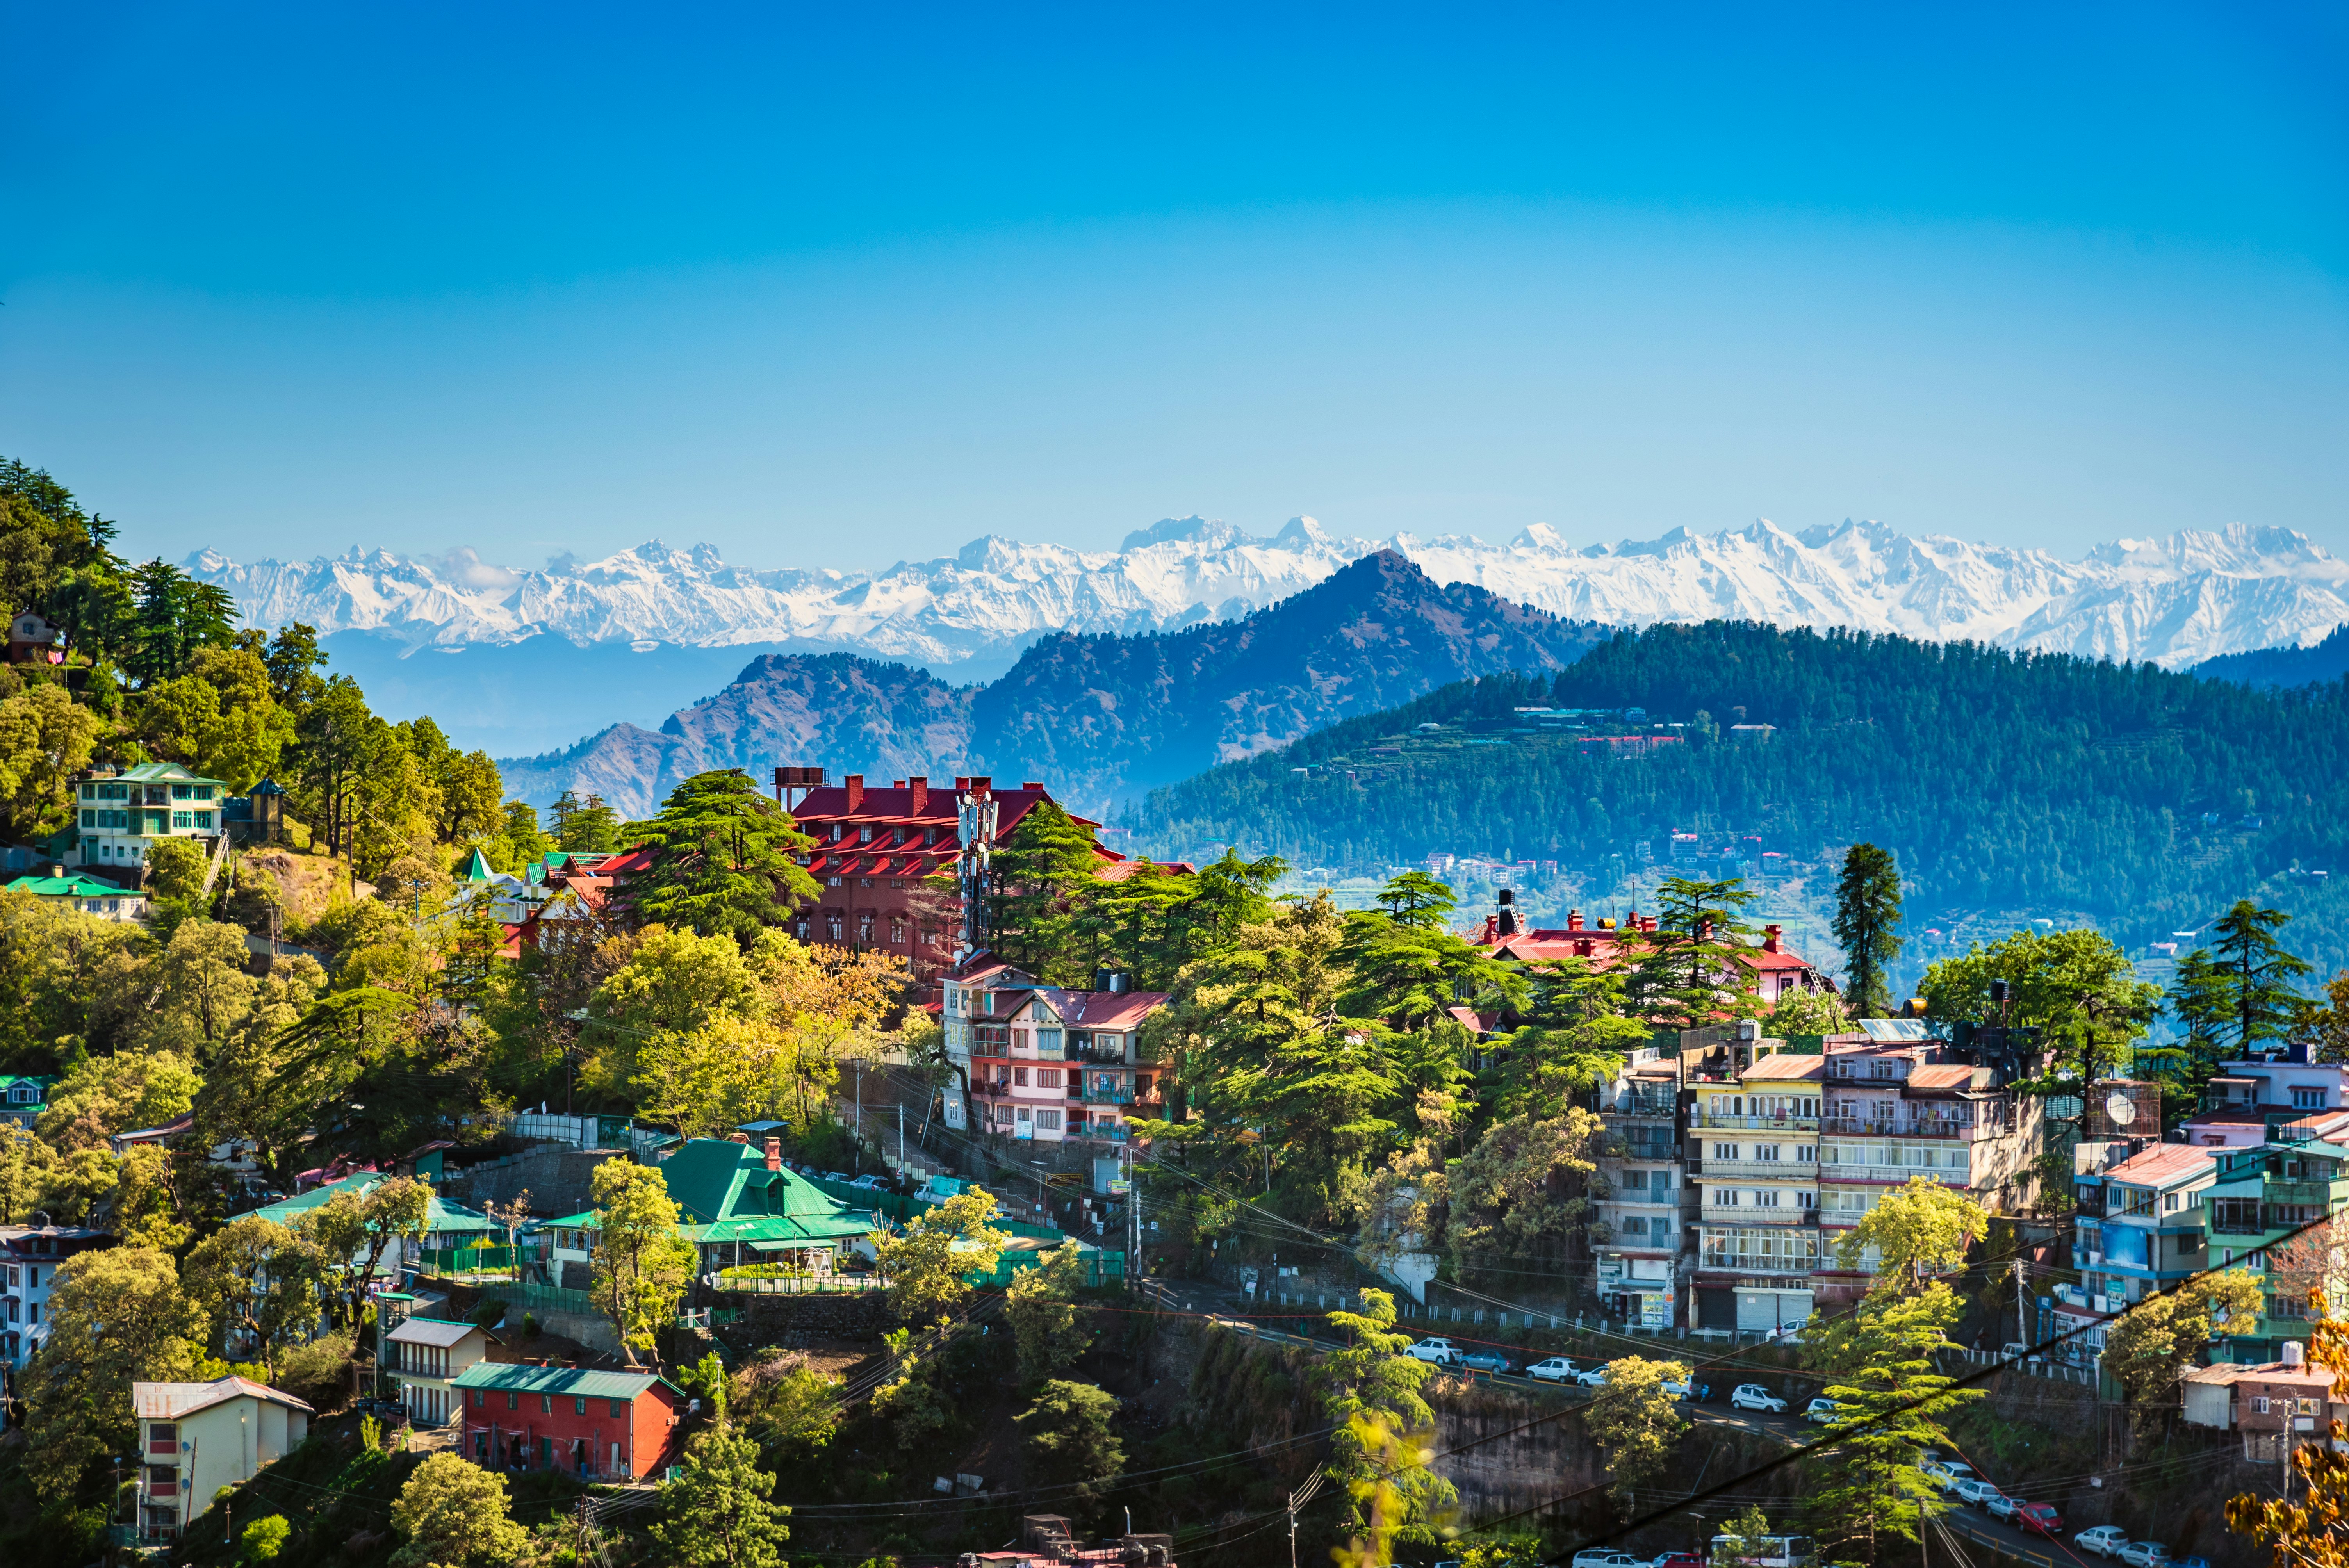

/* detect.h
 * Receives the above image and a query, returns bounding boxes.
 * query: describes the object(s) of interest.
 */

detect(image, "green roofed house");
[449,1361,685,1480]
[542,1136,878,1290]
[75,762,230,875]
[239,1172,502,1281]
[3,871,148,923]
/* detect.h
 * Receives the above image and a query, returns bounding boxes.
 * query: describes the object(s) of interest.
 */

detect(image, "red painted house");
[449,1361,684,1481]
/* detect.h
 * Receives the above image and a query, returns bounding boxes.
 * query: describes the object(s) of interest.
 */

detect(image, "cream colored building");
[387,1315,500,1428]
[132,1376,312,1543]
[1690,1051,1825,1331]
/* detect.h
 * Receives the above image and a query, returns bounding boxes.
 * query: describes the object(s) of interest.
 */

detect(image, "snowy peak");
[185,515,2349,672]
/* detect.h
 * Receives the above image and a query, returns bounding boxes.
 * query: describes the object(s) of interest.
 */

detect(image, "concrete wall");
[440,1145,624,1218]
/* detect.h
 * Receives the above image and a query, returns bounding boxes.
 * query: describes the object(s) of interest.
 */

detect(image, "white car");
[1951,1477,2000,1506]
[1729,1383,1786,1413]
[1571,1552,1643,1568]
[1804,1397,1839,1424]
[2117,1544,2171,1568]
[2073,1527,2131,1559]
[1405,1337,1461,1366]
[1527,1356,1578,1382]
[1920,1460,1975,1492]
[1573,1365,1611,1388]
[1984,1493,2019,1524]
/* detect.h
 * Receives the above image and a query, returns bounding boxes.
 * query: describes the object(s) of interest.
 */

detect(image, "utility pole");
[2015,1258,2028,1353]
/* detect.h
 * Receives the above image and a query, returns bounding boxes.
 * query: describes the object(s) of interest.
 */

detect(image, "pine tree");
[1633,875,1759,1030]
[2209,900,2313,1055]
[1803,1284,1980,1567]
[986,797,1106,982]
[625,770,818,947]
[1831,843,1903,1018]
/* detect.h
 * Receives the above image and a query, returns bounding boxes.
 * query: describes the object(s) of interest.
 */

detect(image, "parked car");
[2117,1543,2172,1568]
[1570,1552,1642,1568]
[823,1171,852,1184]
[1661,1378,1692,1398]
[1646,1554,1704,1568]
[1951,1477,2000,1506]
[848,1174,886,1190]
[1527,1356,1577,1382]
[1406,1338,1462,1366]
[2016,1504,2063,1537]
[1804,1398,1839,1424]
[1984,1492,2019,1523]
[2073,1527,2131,1558]
[1729,1383,1786,1413]
[2001,1341,2046,1365]
[1458,1349,1513,1374]
[1920,1460,1975,1492]
[1573,1365,1612,1388]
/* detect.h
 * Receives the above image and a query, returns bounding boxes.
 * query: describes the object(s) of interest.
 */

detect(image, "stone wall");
[440,1144,625,1218]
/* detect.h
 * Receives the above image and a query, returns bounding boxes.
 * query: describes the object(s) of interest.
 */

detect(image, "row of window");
[797,913,918,945]
[81,782,219,802]
[1709,1143,1817,1163]
[1818,1142,1971,1169]
[79,809,216,831]
[1709,1188,1818,1208]
[468,1388,631,1417]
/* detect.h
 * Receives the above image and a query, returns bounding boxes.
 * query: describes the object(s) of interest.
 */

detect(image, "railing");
[1821,1117,1980,1139]
[1082,1088,1134,1105]
[2265,1180,2336,1205]
[707,1271,885,1295]
[1607,1096,1679,1119]
[1696,1114,1818,1131]
[1073,1123,1131,1143]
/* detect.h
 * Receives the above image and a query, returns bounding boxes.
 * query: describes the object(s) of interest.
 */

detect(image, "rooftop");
[2104,1144,2219,1188]
[1740,1052,1826,1083]
[2183,1360,2339,1391]
[385,1315,493,1349]
[134,1375,315,1420]
[449,1362,682,1400]
[5,873,140,899]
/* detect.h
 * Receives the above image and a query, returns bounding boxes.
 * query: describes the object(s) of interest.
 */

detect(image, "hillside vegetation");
[1135,621,2349,970]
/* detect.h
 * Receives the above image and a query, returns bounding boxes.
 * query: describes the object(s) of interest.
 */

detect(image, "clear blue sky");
[3,2,2344,573]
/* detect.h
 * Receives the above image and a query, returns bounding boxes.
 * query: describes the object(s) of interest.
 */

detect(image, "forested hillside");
[2196,621,2349,688]
[1135,622,2349,971]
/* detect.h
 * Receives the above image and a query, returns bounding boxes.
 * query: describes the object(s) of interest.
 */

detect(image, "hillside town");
[2,676,2347,1568]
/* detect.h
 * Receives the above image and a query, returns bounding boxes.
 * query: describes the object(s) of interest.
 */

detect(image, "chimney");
[968,774,991,796]
[1764,923,1783,953]
[909,776,929,812]
[1567,909,1583,932]
[955,776,970,789]
[764,1137,782,1173]
[1023,780,1044,791]
[1643,916,1658,933]
[1480,914,1499,944]
[892,780,905,789]
[844,774,864,810]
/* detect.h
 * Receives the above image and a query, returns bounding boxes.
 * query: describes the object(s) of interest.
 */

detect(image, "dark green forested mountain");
[1134,621,2349,975]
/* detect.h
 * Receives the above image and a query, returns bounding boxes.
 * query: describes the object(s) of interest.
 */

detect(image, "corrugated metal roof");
[2105,1144,2218,1186]
[1741,1052,1825,1082]
[386,1316,490,1348]
[133,1376,315,1419]
[450,1362,682,1399]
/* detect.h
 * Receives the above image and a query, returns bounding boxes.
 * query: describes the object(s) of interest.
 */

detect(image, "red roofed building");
[942,954,1171,1144]
[1476,909,1831,1007]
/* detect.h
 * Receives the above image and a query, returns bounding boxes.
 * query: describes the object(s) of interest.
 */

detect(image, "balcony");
[1696,1113,1818,1131]
[1082,1087,1134,1105]
[1701,1158,1818,1180]
[1821,1116,1983,1140]
[2265,1179,2336,1206]
[1606,1094,1679,1120]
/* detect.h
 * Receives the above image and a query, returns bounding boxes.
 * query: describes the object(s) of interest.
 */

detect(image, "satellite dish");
[2105,1093,2137,1128]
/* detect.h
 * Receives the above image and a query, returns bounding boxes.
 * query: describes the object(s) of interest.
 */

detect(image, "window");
[1797,1145,1815,1162]
[794,918,809,940]
[149,1422,178,1452]
[1713,1142,1738,1160]
[1712,1188,1739,1206]
[1755,1190,1781,1207]
[576,1397,588,1415]
[542,1394,553,1412]
[1013,1067,1030,1087]
[857,914,874,943]
[1015,1107,1032,1123]
[825,913,843,941]
[508,1392,520,1409]
[1797,1190,1815,1209]
[2255,1397,2272,1415]
[891,916,906,944]
[1757,1144,1781,1162]
[473,1390,485,1407]
[1038,1069,1061,1089]
[610,1399,628,1418]
[1622,1215,1648,1235]
[2164,1192,2180,1212]
[171,810,194,829]
[1036,1109,1062,1131]
[2293,1087,2326,1109]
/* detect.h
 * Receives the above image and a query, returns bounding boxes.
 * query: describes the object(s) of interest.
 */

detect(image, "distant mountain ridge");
[189,515,2349,675]
[2195,622,2349,689]
[496,552,1609,818]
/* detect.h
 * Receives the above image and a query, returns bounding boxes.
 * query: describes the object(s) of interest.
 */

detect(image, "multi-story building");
[1,1221,113,1371]
[1478,910,1832,1008]
[451,1361,684,1479]
[385,1314,500,1428]
[74,762,229,877]
[1689,1051,1824,1333]
[2203,1113,2349,1365]
[132,1376,314,1542]
[2202,1048,2349,1128]
[1593,1053,1691,1327]
[2057,1143,2220,1364]
[944,959,1169,1146]
[1812,1046,2042,1305]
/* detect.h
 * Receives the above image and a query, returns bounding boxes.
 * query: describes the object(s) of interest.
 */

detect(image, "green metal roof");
[239,1173,499,1233]
[450,1362,682,1399]
[5,874,137,898]
[545,1140,877,1244]
[463,848,494,882]
[109,763,229,785]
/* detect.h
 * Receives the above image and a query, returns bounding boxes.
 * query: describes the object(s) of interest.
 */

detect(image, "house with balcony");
[1593,1055,1690,1326]
[946,961,1170,1147]
[1813,1046,2042,1306]
[2204,1114,2349,1365]
[2203,1046,2349,1131]
[75,763,230,877]
[2,1221,114,1371]
[2066,1143,2219,1362]
[1690,1051,1823,1333]
[132,1376,314,1542]
[385,1314,501,1429]
[0,1074,57,1128]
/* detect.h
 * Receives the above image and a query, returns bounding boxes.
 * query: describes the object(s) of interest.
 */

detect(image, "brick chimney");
[1764,923,1783,953]
[1566,909,1583,932]
[909,775,929,812]
[1022,780,1043,791]
[844,774,864,810]
[1480,914,1499,944]
[764,1137,782,1172]
[968,774,991,796]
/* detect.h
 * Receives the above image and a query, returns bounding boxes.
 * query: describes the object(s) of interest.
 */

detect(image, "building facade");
[1,1222,113,1370]
[386,1315,500,1428]
[132,1376,313,1542]
[943,959,1169,1146]
[2,871,148,921]
[451,1361,684,1480]
[1593,1054,1691,1326]
[75,763,229,875]
[1690,1051,1824,1332]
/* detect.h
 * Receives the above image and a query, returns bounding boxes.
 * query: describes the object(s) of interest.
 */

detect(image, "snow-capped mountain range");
[187,516,2349,673]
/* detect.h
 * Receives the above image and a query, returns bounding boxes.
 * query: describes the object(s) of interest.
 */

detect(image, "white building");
[132,1376,313,1542]
[1,1222,112,1370]
[75,762,229,875]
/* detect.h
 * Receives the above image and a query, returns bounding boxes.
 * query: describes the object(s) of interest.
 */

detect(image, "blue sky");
[3,2,2344,572]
